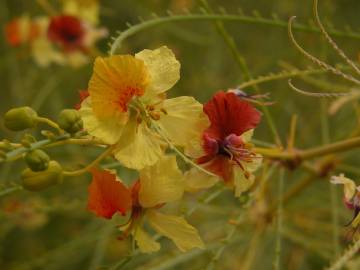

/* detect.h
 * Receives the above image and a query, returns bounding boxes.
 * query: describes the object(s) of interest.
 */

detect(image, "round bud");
[4,107,38,131]
[57,109,83,134]
[21,161,63,191]
[25,150,50,172]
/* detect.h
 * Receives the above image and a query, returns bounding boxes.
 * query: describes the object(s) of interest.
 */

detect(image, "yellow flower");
[62,0,100,25]
[79,46,209,170]
[87,156,205,253]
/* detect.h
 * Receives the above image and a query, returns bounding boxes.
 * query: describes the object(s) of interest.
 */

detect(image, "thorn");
[166,10,173,16]
[151,13,158,18]
[115,30,121,35]
[126,22,132,28]
[137,16,144,22]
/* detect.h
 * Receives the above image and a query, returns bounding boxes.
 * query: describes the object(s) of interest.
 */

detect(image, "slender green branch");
[110,13,360,55]
[0,134,104,164]
[63,146,114,177]
[36,117,63,133]
[0,184,23,197]
[325,238,360,270]
[255,136,360,161]
[273,169,285,270]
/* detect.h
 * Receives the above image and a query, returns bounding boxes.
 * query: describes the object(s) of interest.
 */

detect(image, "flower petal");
[136,46,180,99]
[331,174,357,201]
[114,121,165,170]
[87,168,132,219]
[233,167,255,197]
[79,97,126,144]
[241,129,254,144]
[184,167,219,192]
[89,55,149,118]
[157,96,210,158]
[139,156,184,208]
[147,210,205,252]
[134,226,160,253]
[204,91,261,140]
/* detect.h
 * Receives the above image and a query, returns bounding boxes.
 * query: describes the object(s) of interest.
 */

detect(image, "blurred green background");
[1,0,360,269]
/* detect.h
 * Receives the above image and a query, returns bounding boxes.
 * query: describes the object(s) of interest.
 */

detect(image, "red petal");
[204,91,261,139]
[87,169,132,219]
[199,155,233,182]
[47,15,85,51]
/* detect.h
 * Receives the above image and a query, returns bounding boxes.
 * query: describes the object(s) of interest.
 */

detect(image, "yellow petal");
[79,97,126,144]
[31,38,65,67]
[89,55,149,119]
[135,46,180,99]
[241,129,254,144]
[134,226,160,253]
[244,154,262,173]
[62,0,100,25]
[331,174,357,201]
[233,166,255,197]
[184,168,219,193]
[147,210,205,252]
[114,121,165,170]
[139,156,184,208]
[157,96,209,158]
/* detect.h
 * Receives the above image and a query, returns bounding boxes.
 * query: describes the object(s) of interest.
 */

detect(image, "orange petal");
[87,168,132,219]
[89,55,149,118]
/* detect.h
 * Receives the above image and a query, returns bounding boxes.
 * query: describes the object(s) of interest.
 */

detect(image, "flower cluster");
[4,0,107,67]
[80,46,263,253]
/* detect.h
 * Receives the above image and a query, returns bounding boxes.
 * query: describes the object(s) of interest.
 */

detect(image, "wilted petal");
[139,156,184,208]
[147,210,205,252]
[157,96,209,158]
[136,46,180,99]
[331,174,357,201]
[134,226,160,253]
[114,121,165,170]
[79,97,126,144]
[87,169,132,219]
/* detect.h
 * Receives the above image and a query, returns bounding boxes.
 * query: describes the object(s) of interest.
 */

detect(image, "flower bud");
[25,150,50,172]
[21,161,63,191]
[58,109,83,134]
[4,107,38,131]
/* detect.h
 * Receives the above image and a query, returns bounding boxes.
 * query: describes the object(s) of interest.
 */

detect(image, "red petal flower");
[204,91,261,140]
[47,15,85,51]
[87,169,132,219]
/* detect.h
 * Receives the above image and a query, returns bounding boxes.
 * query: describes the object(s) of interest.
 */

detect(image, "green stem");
[63,146,114,177]
[110,14,360,55]
[273,169,285,270]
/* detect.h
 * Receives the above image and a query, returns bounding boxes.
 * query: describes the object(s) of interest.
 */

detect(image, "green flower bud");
[25,150,50,172]
[21,161,63,191]
[58,109,83,134]
[4,107,38,131]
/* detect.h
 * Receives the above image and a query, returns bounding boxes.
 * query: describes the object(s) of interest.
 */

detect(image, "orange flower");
[87,157,204,253]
